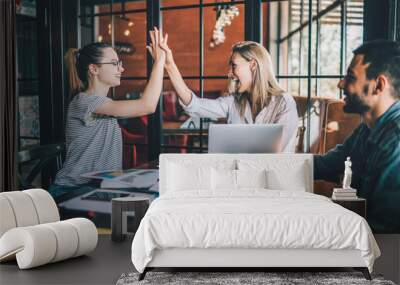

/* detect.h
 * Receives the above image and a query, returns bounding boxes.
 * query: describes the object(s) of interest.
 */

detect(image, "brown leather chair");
[293,96,361,197]
[319,100,361,154]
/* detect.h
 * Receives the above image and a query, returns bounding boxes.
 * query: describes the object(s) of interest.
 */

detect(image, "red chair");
[120,116,148,168]
[162,91,190,153]
[163,91,179,121]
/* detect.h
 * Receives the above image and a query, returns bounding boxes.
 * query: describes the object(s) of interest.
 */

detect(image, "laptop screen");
[208,124,283,153]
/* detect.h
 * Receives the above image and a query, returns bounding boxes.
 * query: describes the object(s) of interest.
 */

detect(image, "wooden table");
[162,121,209,152]
[162,121,209,135]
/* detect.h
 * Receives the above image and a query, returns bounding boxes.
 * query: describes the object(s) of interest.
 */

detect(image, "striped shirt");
[314,100,400,233]
[55,93,122,186]
[181,92,299,152]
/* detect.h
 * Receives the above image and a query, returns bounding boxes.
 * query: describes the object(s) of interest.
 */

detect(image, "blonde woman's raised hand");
[146,27,166,63]
[157,29,174,67]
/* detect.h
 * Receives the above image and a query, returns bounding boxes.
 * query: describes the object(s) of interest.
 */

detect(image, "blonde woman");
[158,32,298,152]
[49,28,166,200]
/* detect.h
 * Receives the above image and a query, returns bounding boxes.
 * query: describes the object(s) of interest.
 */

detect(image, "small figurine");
[342,157,353,190]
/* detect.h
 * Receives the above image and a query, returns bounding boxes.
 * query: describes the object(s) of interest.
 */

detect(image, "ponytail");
[64,48,84,97]
[64,42,112,98]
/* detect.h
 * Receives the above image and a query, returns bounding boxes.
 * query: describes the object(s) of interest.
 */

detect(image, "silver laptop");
[208,124,283,153]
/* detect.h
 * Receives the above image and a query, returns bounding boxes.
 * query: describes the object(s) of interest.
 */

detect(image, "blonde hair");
[64,42,112,98]
[230,41,285,117]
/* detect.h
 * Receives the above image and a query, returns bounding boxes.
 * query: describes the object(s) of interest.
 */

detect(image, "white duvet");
[131,190,380,273]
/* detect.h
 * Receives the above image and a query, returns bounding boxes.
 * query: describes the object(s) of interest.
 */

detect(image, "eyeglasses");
[95,59,123,68]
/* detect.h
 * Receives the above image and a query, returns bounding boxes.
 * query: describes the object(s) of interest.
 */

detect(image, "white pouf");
[0,189,98,269]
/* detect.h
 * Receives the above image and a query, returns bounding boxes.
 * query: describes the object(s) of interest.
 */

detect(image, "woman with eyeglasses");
[49,28,166,200]
[156,30,299,152]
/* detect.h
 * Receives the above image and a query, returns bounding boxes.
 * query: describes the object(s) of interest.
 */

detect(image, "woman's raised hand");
[146,27,166,63]
[156,29,174,67]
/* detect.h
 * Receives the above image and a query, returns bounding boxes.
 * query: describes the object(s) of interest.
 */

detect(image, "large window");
[76,0,364,163]
[278,0,363,99]
[266,0,363,151]
[160,1,245,154]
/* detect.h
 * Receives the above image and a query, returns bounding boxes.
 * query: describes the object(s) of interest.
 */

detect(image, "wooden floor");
[1,234,398,285]
[0,235,133,285]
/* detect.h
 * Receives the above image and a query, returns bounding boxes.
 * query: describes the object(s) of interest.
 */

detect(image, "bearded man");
[314,40,400,233]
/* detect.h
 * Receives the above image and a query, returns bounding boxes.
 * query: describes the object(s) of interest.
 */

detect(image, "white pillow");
[167,162,210,191]
[167,160,236,192]
[265,165,307,191]
[236,169,267,189]
[211,169,267,190]
[211,168,237,190]
[237,158,310,192]
[267,168,308,192]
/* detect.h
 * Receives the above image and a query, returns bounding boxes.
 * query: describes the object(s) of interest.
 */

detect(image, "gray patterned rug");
[116,271,396,285]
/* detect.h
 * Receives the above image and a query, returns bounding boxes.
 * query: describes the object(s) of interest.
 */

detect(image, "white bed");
[131,154,380,280]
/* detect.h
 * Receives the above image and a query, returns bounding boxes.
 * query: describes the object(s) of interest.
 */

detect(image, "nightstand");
[331,197,366,218]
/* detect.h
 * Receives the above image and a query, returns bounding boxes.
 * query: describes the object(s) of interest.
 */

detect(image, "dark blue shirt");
[314,101,400,233]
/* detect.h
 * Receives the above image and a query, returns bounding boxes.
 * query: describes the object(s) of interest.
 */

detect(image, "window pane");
[289,0,310,32]
[162,0,199,8]
[289,78,311,97]
[80,1,111,16]
[287,27,314,78]
[318,78,341,99]
[203,0,243,4]
[319,3,341,75]
[204,4,244,76]
[288,77,338,99]
[80,1,146,22]
[112,0,146,12]
[204,79,227,98]
[80,15,112,47]
[288,77,341,99]
[286,0,317,76]
[162,8,200,77]
[114,12,147,78]
[95,15,112,44]
[346,0,363,67]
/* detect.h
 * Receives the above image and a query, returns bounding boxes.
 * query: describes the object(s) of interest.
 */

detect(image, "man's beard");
[343,88,370,114]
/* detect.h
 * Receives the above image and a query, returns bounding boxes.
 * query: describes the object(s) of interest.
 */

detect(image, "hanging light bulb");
[98,35,103,42]
[128,21,134,27]
[124,29,130,36]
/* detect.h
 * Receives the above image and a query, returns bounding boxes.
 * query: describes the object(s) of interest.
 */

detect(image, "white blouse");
[180,93,299,152]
